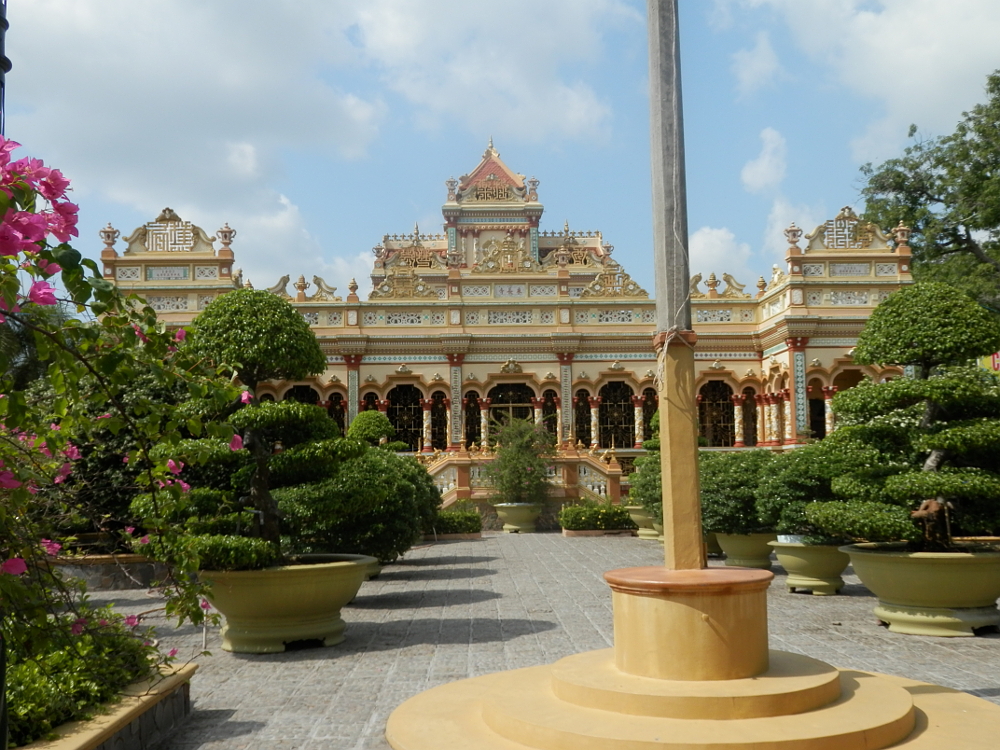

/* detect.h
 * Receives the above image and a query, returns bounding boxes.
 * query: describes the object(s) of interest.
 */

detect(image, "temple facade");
[100,144,913,491]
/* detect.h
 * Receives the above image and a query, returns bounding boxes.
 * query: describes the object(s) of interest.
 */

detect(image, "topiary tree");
[699,450,776,536]
[346,409,396,446]
[629,411,662,522]
[807,282,1000,548]
[484,418,555,505]
[191,290,327,544]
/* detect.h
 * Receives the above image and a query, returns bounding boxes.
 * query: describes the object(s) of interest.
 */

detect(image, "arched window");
[259,393,275,403]
[741,386,757,447]
[328,393,346,435]
[487,383,534,428]
[283,385,319,405]
[464,391,481,448]
[598,381,634,449]
[833,369,865,392]
[387,384,423,451]
[698,381,735,447]
[807,377,826,440]
[541,389,558,436]
[361,392,379,412]
[574,389,592,447]
[642,388,658,441]
[430,390,448,450]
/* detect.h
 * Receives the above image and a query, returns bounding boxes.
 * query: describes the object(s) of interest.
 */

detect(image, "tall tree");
[860,70,1000,312]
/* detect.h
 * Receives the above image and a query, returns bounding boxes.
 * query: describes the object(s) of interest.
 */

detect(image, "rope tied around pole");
[653,324,695,391]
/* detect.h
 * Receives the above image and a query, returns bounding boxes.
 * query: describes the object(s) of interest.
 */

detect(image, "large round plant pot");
[652,521,664,544]
[769,542,850,596]
[704,532,724,557]
[716,533,777,569]
[494,503,542,533]
[625,505,659,540]
[843,543,1000,637]
[199,553,377,653]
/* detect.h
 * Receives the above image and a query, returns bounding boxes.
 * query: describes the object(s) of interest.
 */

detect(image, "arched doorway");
[328,393,346,435]
[361,392,379,412]
[387,384,423,451]
[541,389,559,436]
[463,391,481,448]
[598,381,634,449]
[808,378,826,440]
[574,389,592,447]
[283,385,319,405]
[487,383,535,429]
[740,386,758,446]
[430,390,448,450]
[641,388,658,442]
[698,381,735,447]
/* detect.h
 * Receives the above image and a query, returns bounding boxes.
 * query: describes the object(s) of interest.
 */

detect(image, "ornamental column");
[344,355,362,426]
[631,395,645,448]
[787,337,809,442]
[479,397,492,448]
[446,353,465,449]
[556,352,574,444]
[588,396,602,449]
[420,399,434,453]
[443,398,454,450]
[781,389,794,444]
[763,393,776,446]
[731,394,745,447]
[530,396,545,426]
[822,385,838,435]
[554,397,563,446]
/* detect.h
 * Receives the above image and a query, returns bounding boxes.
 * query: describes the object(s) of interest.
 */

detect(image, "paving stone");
[95,532,1000,750]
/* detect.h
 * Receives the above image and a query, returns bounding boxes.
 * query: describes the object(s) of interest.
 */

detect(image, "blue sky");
[8,1,1000,296]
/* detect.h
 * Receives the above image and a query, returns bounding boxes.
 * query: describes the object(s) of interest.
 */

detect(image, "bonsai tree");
[805,282,1000,549]
[191,289,326,544]
[700,450,776,536]
[484,418,555,505]
[346,409,395,446]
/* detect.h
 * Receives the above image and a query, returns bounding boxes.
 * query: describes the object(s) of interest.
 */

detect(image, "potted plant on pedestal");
[485,418,555,532]
[700,450,777,568]
[802,282,1000,635]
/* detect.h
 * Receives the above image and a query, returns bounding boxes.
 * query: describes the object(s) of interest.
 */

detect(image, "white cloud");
[762,196,828,263]
[689,226,754,286]
[731,32,782,98]
[743,0,1000,161]
[741,127,787,193]
[352,0,638,143]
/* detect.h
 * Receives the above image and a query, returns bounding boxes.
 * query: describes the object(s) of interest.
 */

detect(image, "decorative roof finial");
[99,223,120,250]
[348,278,359,294]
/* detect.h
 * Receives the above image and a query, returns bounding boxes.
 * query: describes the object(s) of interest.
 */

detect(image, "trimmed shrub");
[191,534,280,571]
[804,501,920,543]
[347,410,396,445]
[700,450,775,535]
[431,510,483,534]
[559,503,636,531]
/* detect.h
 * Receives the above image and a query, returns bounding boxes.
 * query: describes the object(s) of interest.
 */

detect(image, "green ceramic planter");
[626,505,659,540]
[843,543,1000,637]
[716,533,777,569]
[200,553,376,653]
[494,503,543,533]
[769,542,850,595]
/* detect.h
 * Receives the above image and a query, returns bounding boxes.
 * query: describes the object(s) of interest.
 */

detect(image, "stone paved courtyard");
[99,533,1000,750]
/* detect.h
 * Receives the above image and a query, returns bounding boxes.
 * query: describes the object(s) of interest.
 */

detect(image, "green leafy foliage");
[642,411,660,451]
[628,452,662,522]
[484,419,555,505]
[852,283,1000,372]
[804,502,919,544]
[190,289,326,391]
[860,70,1000,311]
[191,534,280,571]
[229,400,341,448]
[430,507,483,534]
[700,450,776,535]
[6,615,154,747]
[277,449,438,562]
[346,410,396,445]
[558,502,636,531]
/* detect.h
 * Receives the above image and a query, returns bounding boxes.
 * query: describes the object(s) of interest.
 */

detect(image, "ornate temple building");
[100,144,912,501]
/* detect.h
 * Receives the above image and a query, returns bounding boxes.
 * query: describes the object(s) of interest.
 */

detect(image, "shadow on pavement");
[374,567,495,582]
[350,588,502,609]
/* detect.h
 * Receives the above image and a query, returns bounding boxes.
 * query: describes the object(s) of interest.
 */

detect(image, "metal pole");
[0,0,10,136]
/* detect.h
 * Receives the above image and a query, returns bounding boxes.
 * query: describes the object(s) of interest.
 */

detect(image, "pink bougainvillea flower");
[229,434,243,451]
[124,614,139,628]
[178,480,191,493]
[0,470,22,489]
[40,539,61,556]
[200,599,212,610]
[131,324,150,344]
[36,259,62,276]
[8,211,47,243]
[53,462,72,484]
[122,455,129,463]
[174,328,187,342]
[0,136,21,167]
[50,422,61,431]
[28,280,58,306]
[71,618,87,635]
[125,526,135,535]
[1,558,27,575]
[168,648,178,658]
[38,167,70,201]
[37,441,52,457]
[139,535,150,544]
[0,223,30,256]
[167,459,184,475]
[96,413,111,419]
[240,390,253,404]
[99,619,109,627]
[63,444,81,461]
